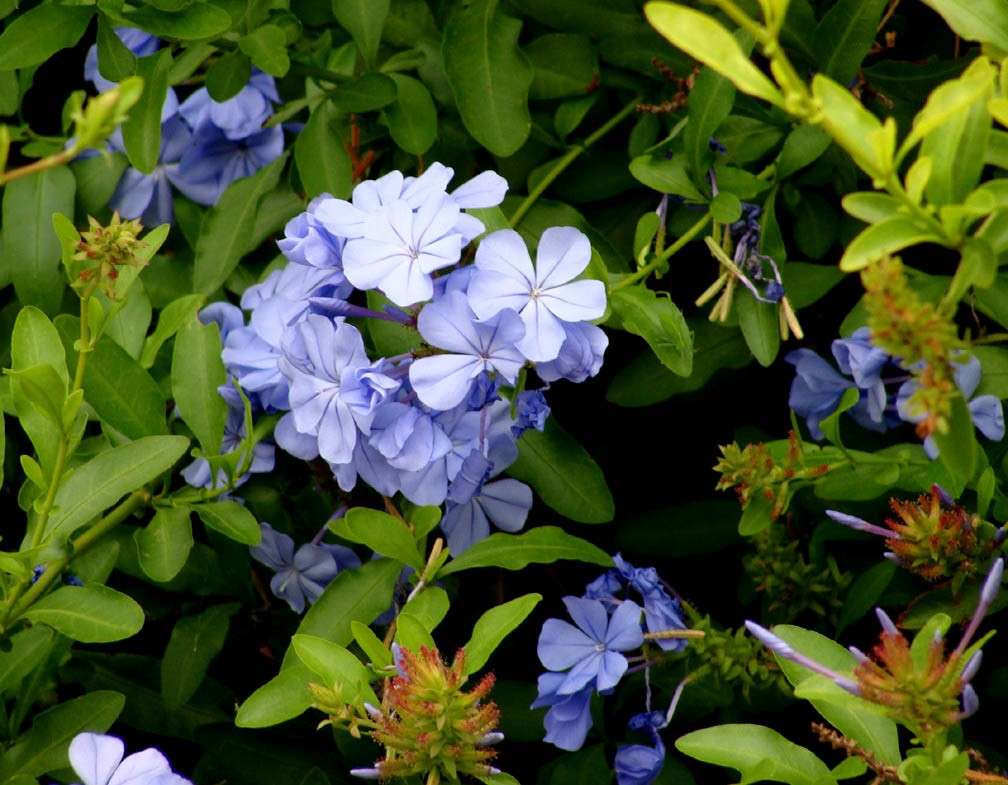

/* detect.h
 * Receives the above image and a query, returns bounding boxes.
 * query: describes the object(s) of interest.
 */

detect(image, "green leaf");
[609,286,692,375]
[79,335,167,439]
[811,74,893,182]
[933,393,978,490]
[161,603,238,707]
[508,419,614,523]
[525,33,597,99]
[443,0,533,157]
[384,74,437,156]
[838,561,897,632]
[12,306,69,385]
[819,387,860,447]
[4,167,75,314]
[463,593,541,675]
[122,50,172,174]
[329,507,423,570]
[72,153,130,216]
[195,501,262,546]
[675,724,837,785]
[645,3,784,106]
[400,586,450,632]
[45,435,190,542]
[134,506,194,582]
[0,691,124,781]
[239,25,290,77]
[0,5,93,69]
[121,3,233,39]
[918,0,1008,50]
[329,73,398,112]
[172,316,227,454]
[292,635,376,703]
[295,559,402,645]
[140,293,204,368]
[772,625,900,764]
[97,16,137,82]
[25,585,144,643]
[685,65,736,181]
[736,292,780,367]
[839,216,940,272]
[295,101,351,199]
[193,154,288,294]
[396,613,435,650]
[738,494,773,536]
[332,0,390,67]
[813,0,887,86]
[440,526,612,576]
[629,154,705,201]
[350,620,392,669]
[0,626,53,695]
[206,50,252,102]
[235,664,314,728]
[777,125,832,178]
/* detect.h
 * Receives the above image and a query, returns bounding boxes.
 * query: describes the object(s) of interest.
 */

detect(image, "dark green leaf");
[463,593,541,674]
[97,16,137,82]
[525,33,597,100]
[135,506,194,583]
[206,50,252,102]
[195,501,261,545]
[329,72,398,112]
[329,507,423,570]
[332,0,389,67]
[295,101,351,199]
[161,603,239,707]
[443,0,533,156]
[508,419,614,523]
[122,3,233,39]
[440,527,612,576]
[172,316,227,454]
[384,74,437,155]
[25,585,145,643]
[813,0,887,86]
[609,286,693,375]
[238,25,290,77]
[629,154,704,201]
[0,5,93,69]
[736,293,780,367]
[685,66,735,180]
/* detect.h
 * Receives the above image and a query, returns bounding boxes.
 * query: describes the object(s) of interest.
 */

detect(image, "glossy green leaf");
[45,435,190,542]
[443,0,533,156]
[25,585,145,643]
[384,74,437,155]
[122,50,172,174]
[440,526,612,576]
[122,3,233,39]
[195,501,262,546]
[161,603,239,707]
[206,50,252,102]
[610,286,692,375]
[508,420,614,523]
[0,5,93,69]
[813,0,887,86]
[172,316,227,454]
[135,506,194,583]
[463,593,541,675]
[525,33,597,100]
[329,507,423,570]
[295,101,351,199]
[629,154,704,201]
[736,292,780,367]
[97,16,137,82]
[239,25,290,77]
[839,216,940,272]
[918,0,1008,50]
[332,0,389,67]
[140,293,204,368]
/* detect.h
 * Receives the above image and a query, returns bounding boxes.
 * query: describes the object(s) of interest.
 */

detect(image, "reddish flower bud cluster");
[368,646,501,784]
[72,213,148,298]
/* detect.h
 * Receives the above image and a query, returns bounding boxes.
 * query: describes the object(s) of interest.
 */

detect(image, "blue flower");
[897,355,1005,457]
[512,390,550,437]
[178,71,279,140]
[831,327,894,425]
[170,124,284,206]
[469,227,606,362]
[199,302,244,343]
[68,732,191,785]
[536,321,608,383]
[531,673,594,751]
[107,112,190,226]
[592,555,688,652]
[341,197,463,306]
[249,523,342,613]
[441,475,532,554]
[537,596,643,694]
[409,291,525,410]
[280,315,399,465]
[784,348,855,440]
[615,713,666,785]
[278,194,347,270]
[368,401,452,472]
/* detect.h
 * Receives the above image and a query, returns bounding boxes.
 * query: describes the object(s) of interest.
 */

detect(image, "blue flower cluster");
[85,28,284,226]
[68,732,191,785]
[250,520,360,613]
[532,555,687,764]
[786,327,1005,455]
[204,164,607,555]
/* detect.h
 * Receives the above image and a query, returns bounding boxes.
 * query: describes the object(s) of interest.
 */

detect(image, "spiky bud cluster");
[364,646,500,784]
[860,257,961,437]
[714,432,829,518]
[884,487,997,587]
[686,615,789,696]
[72,213,148,298]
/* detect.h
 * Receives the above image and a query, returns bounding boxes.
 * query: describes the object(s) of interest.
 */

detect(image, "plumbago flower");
[200,165,608,562]
[533,558,699,762]
[68,732,191,785]
[83,28,284,222]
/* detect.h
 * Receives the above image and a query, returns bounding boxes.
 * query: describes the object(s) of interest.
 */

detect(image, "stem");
[0,150,73,187]
[643,629,706,641]
[7,490,150,626]
[509,97,640,228]
[611,211,713,292]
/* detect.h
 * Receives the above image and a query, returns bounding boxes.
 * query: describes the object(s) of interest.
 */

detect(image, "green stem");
[611,211,713,292]
[0,149,74,188]
[509,97,640,228]
[9,490,150,623]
